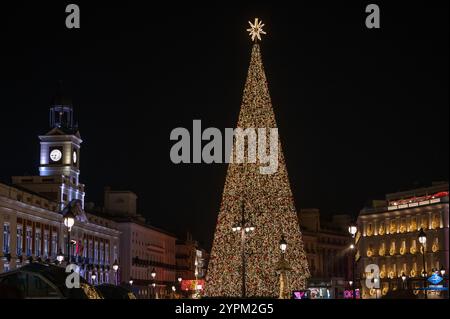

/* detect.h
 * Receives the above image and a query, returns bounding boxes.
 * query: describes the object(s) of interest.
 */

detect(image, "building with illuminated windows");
[298,209,353,299]
[176,233,209,296]
[0,86,120,286]
[97,188,177,299]
[356,182,449,299]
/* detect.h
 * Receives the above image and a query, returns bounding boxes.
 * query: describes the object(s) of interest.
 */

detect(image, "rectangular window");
[105,272,109,284]
[83,239,88,258]
[100,242,104,265]
[113,245,117,262]
[26,228,32,256]
[35,229,42,256]
[3,223,11,254]
[51,233,57,258]
[16,226,23,256]
[43,231,49,257]
[63,235,67,255]
[94,241,98,264]
[89,240,93,261]
[105,243,110,265]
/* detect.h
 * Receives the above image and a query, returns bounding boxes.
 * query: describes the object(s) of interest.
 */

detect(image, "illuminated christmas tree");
[205,19,310,298]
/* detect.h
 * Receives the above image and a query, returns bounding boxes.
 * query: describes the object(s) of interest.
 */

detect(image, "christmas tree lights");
[205,22,310,297]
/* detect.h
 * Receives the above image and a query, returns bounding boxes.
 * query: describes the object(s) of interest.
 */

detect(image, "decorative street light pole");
[440,266,447,298]
[276,235,291,299]
[63,211,75,264]
[231,200,254,298]
[56,248,64,265]
[150,268,156,298]
[401,272,407,290]
[112,260,119,285]
[418,228,427,299]
[348,222,358,299]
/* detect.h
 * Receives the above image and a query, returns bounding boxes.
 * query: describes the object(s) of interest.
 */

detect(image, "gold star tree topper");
[247,18,267,42]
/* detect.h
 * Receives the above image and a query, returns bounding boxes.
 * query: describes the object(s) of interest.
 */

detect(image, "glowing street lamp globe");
[63,211,75,230]
[112,260,119,272]
[418,228,427,245]
[56,249,64,263]
[348,224,357,237]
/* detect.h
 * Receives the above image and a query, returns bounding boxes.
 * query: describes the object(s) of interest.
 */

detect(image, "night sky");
[0,2,448,250]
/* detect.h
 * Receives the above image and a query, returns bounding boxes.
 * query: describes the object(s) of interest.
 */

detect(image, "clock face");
[50,149,62,162]
[73,151,77,164]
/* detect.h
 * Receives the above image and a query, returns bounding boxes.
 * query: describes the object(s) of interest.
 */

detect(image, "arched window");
[389,241,396,256]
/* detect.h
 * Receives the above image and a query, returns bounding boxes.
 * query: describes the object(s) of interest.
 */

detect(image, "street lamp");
[348,223,357,238]
[374,277,380,299]
[63,211,75,263]
[401,272,407,289]
[129,278,133,286]
[349,280,353,287]
[91,273,97,285]
[178,277,182,283]
[172,285,176,292]
[348,222,358,299]
[440,266,446,277]
[151,268,156,279]
[418,228,427,299]
[56,249,64,264]
[276,235,291,299]
[231,199,254,298]
[112,260,119,285]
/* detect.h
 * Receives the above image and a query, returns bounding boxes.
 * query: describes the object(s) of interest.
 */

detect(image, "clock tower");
[13,83,85,210]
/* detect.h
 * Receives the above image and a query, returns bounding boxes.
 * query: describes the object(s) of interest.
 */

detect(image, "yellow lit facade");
[356,183,449,299]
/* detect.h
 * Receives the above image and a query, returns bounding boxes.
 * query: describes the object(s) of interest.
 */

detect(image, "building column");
[374,220,378,236]
[428,212,432,230]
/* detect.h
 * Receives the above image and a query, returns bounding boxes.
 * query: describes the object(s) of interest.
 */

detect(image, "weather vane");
[247,18,266,42]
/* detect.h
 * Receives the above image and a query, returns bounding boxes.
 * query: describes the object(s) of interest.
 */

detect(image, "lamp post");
[112,260,119,285]
[129,278,133,286]
[91,272,97,285]
[56,248,64,264]
[440,266,447,298]
[348,222,357,299]
[418,228,427,299]
[63,211,75,264]
[276,235,291,299]
[171,285,176,298]
[374,277,380,299]
[149,268,156,298]
[401,272,407,290]
[231,200,254,298]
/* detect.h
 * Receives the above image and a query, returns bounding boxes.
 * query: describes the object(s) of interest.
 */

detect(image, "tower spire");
[49,81,74,131]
